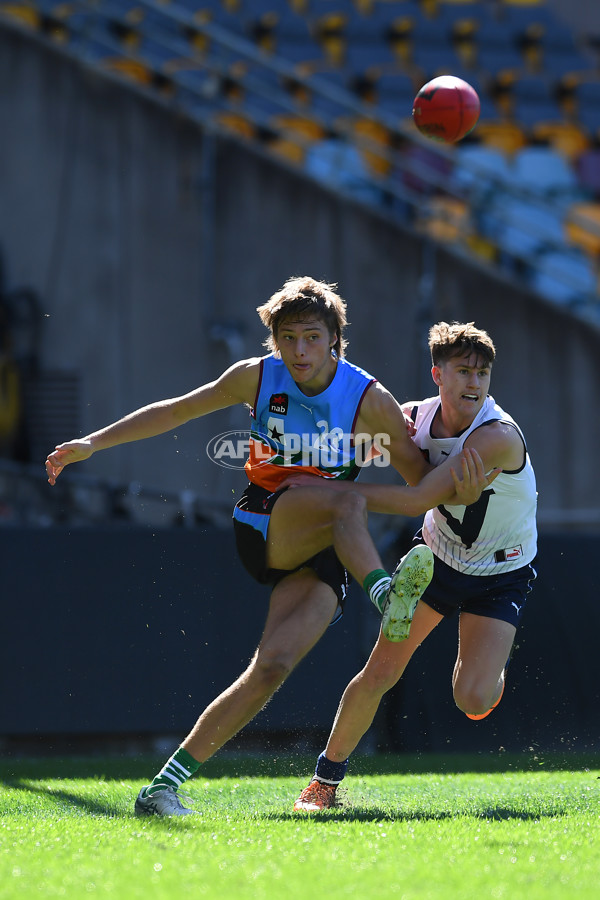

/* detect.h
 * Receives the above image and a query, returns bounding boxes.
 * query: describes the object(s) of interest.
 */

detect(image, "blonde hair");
[428,321,496,367]
[257,276,348,357]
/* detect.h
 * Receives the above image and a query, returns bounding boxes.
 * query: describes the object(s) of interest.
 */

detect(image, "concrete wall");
[3,527,599,753]
[2,526,372,739]
[1,25,600,527]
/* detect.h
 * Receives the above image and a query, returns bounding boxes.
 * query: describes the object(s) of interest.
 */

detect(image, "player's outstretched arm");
[370,446,500,515]
[279,447,499,517]
[46,439,95,485]
[45,358,260,485]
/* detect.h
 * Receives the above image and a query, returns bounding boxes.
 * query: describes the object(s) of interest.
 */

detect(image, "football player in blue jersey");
[46,279,497,817]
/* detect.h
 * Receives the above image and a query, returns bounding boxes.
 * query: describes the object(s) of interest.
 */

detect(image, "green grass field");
[1,753,598,900]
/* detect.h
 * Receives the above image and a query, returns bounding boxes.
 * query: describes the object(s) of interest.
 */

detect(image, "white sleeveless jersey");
[409,395,537,575]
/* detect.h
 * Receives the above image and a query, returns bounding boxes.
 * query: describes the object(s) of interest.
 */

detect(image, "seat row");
[1,0,598,311]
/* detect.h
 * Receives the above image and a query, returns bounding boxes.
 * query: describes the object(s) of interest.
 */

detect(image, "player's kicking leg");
[381,545,434,642]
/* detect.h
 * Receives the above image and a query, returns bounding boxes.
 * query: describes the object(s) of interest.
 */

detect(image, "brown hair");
[428,321,496,367]
[257,276,348,357]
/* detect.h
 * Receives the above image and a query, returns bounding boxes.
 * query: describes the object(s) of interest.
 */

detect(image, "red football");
[412,75,480,143]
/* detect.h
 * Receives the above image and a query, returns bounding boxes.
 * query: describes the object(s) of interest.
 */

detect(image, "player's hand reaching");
[449,447,500,506]
[46,440,94,485]
[403,412,416,437]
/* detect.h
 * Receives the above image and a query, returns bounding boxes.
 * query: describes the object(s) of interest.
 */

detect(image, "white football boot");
[134,785,197,817]
[381,545,434,642]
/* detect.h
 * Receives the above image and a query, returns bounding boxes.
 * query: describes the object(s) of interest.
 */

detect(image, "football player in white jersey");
[294,321,537,812]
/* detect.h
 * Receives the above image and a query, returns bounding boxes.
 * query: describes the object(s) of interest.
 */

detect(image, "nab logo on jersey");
[269,393,288,415]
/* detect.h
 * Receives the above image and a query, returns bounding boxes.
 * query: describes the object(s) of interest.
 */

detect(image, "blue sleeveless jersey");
[245,355,376,490]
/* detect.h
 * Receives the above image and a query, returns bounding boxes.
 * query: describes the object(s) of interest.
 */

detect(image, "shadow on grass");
[1,777,582,823]
[267,804,574,823]
[1,776,129,818]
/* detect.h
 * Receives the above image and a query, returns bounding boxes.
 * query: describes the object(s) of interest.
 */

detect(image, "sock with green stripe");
[363,568,391,615]
[145,747,201,796]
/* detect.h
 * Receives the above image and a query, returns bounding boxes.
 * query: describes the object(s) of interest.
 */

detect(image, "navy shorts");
[232,482,350,612]
[413,533,536,628]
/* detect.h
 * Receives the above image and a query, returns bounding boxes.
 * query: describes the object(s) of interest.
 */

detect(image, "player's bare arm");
[280,447,498,517]
[380,446,499,515]
[464,420,526,472]
[356,382,431,486]
[46,358,261,484]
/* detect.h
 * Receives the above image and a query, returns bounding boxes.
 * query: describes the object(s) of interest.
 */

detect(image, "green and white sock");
[363,568,391,615]
[146,747,201,796]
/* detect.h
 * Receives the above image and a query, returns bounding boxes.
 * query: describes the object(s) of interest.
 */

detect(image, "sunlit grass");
[1,755,598,899]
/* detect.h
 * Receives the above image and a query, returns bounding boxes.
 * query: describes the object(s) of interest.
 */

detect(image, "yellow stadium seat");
[532,122,590,162]
[337,116,394,177]
[0,1,39,28]
[264,136,306,166]
[418,196,471,244]
[476,120,528,155]
[566,202,600,257]
[271,114,326,143]
[311,12,348,68]
[213,111,257,140]
[103,58,154,87]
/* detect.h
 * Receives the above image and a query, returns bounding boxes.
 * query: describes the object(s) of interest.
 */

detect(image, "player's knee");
[361,662,403,697]
[332,490,367,523]
[453,683,490,715]
[251,653,291,693]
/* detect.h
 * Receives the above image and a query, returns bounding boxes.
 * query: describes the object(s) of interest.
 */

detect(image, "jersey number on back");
[437,489,495,549]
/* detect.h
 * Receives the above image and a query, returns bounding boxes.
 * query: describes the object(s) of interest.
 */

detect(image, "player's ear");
[431,365,442,386]
[329,330,339,356]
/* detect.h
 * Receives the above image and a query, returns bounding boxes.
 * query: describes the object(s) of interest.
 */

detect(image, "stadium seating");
[451,144,513,201]
[576,142,600,197]
[417,195,471,244]
[342,40,399,77]
[491,194,565,260]
[395,138,454,197]
[529,247,598,307]
[305,134,384,203]
[472,19,524,74]
[532,121,590,163]
[474,120,528,154]
[565,202,600,257]
[571,79,600,137]
[508,73,562,124]
[511,144,582,204]
[336,115,395,176]
[373,70,417,116]
[2,0,598,311]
